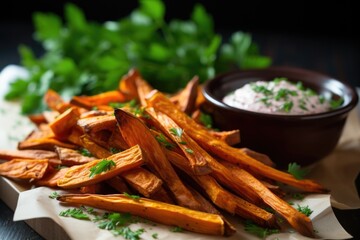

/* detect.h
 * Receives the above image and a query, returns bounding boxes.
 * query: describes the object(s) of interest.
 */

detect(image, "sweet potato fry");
[114,108,203,211]
[80,135,112,159]
[55,146,96,166]
[145,91,327,193]
[57,193,228,236]
[28,113,47,126]
[18,125,78,151]
[146,108,211,175]
[135,74,154,107]
[77,115,117,134]
[44,89,71,113]
[0,159,49,179]
[105,176,131,194]
[57,145,144,189]
[148,109,260,204]
[166,149,277,228]
[121,167,163,197]
[0,149,58,161]
[49,107,80,140]
[220,161,314,237]
[35,167,69,187]
[118,68,141,100]
[170,75,199,114]
[149,187,175,204]
[70,90,126,109]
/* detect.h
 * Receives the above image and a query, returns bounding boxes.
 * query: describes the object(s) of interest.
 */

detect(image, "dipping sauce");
[223,78,332,115]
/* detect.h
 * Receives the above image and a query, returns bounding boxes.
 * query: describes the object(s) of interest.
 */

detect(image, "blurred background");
[0,0,359,86]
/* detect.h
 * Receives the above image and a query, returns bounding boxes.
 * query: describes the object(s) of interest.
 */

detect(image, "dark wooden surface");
[0,11,359,240]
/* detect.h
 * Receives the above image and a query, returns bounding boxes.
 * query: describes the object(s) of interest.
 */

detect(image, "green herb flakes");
[89,159,116,178]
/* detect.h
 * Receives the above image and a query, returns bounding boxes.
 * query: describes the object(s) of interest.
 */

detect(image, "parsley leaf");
[287,162,309,180]
[169,128,184,138]
[59,208,90,220]
[155,134,175,149]
[244,220,280,238]
[78,148,93,157]
[124,192,141,201]
[112,227,144,240]
[199,112,213,128]
[171,226,183,232]
[49,191,60,199]
[296,204,313,217]
[89,159,116,178]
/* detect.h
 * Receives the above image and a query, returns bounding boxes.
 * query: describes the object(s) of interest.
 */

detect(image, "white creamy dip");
[223,78,332,115]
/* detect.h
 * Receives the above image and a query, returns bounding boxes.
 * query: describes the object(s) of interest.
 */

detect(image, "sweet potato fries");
[0,68,329,238]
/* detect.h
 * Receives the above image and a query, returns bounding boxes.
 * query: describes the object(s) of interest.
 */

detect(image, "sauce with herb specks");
[223,78,333,115]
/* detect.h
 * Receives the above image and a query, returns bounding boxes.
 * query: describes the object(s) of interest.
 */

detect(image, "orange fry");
[0,159,49,179]
[145,91,327,193]
[57,145,144,189]
[57,193,229,236]
[114,108,203,211]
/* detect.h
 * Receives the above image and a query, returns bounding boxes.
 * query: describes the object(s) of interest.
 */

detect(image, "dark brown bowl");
[202,66,359,169]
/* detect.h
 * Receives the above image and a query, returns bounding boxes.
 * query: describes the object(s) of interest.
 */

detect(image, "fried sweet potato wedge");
[220,162,314,237]
[118,68,141,100]
[105,176,131,194]
[135,74,154,107]
[146,108,211,175]
[44,89,71,113]
[122,167,163,197]
[170,75,199,114]
[57,145,144,189]
[55,146,96,166]
[146,91,327,193]
[77,115,117,134]
[57,193,229,236]
[166,150,277,228]
[35,167,69,187]
[0,159,49,179]
[70,90,126,109]
[80,135,112,159]
[0,149,58,161]
[49,107,80,140]
[114,109,202,211]
[18,125,78,151]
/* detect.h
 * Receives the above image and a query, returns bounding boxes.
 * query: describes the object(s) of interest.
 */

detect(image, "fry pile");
[0,69,328,237]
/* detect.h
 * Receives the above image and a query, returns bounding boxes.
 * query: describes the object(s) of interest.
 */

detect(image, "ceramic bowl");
[202,66,359,169]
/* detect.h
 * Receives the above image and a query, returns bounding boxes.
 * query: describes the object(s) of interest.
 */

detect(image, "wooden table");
[0,24,359,239]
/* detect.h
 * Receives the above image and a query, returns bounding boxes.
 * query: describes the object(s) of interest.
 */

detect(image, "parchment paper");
[1,65,359,239]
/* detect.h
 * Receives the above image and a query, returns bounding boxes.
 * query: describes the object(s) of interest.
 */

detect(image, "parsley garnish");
[244,220,280,238]
[292,193,305,200]
[78,148,93,157]
[287,162,309,180]
[152,233,158,239]
[49,191,60,199]
[110,147,121,154]
[296,204,313,217]
[281,101,293,112]
[96,212,132,230]
[330,97,344,109]
[112,226,144,240]
[54,165,67,170]
[171,226,183,232]
[169,128,184,138]
[124,192,141,201]
[155,134,175,149]
[89,159,116,178]
[185,148,194,154]
[59,208,90,220]
[199,112,213,128]
[251,84,273,96]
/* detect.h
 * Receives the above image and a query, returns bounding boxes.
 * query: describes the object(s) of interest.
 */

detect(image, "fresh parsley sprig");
[89,159,116,178]
[287,162,309,180]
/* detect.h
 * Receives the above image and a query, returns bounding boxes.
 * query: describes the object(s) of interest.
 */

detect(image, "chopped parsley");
[152,233,158,239]
[124,192,141,201]
[281,101,294,112]
[292,193,305,200]
[169,128,184,138]
[251,84,273,96]
[185,148,194,154]
[78,148,94,157]
[171,226,183,232]
[287,162,309,180]
[199,112,213,128]
[49,191,60,199]
[296,204,313,217]
[244,220,280,238]
[155,134,175,149]
[112,226,144,240]
[59,207,91,220]
[110,147,121,154]
[330,97,344,109]
[89,159,116,178]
